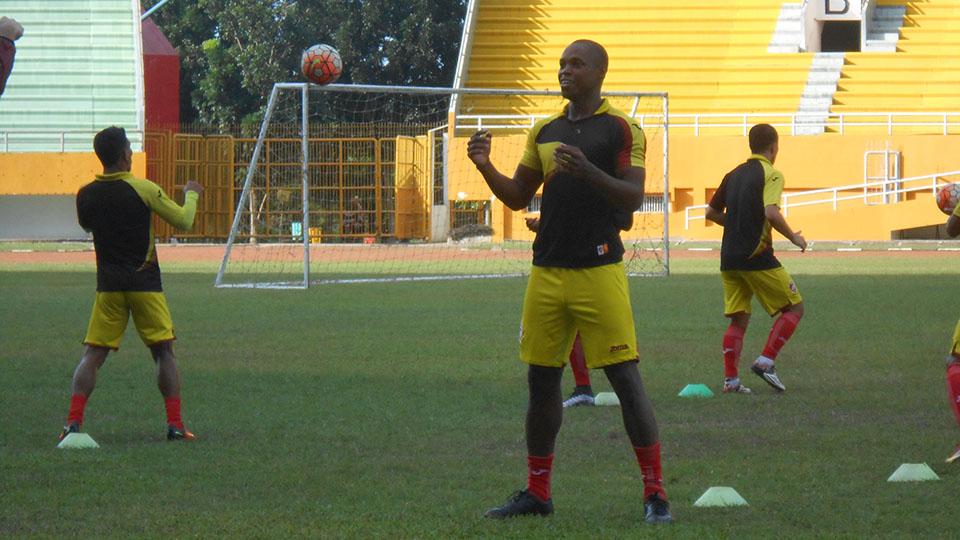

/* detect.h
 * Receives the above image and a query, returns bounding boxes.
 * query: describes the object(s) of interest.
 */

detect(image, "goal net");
[215,84,669,288]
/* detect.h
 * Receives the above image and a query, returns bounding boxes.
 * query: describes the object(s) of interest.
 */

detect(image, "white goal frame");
[214,83,670,288]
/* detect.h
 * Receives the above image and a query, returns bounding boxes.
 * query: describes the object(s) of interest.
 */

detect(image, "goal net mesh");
[215,84,668,288]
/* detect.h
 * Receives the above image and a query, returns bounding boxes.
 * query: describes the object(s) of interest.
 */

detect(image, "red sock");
[633,442,666,499]
[569,334,591,388]
[762,311,801,360]
[947,361,960,427]
[723,325,745,379]
[66,393,88,426]
[526,454,554,501]
[164,396,183,429]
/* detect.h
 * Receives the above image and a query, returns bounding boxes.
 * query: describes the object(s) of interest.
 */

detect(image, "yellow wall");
[0,152,148,195]
[448,133,960,242]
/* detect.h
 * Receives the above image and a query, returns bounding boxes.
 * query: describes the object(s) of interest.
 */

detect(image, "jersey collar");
[749,154,772,165]
[95,171,135,182]
[562,98,611,120]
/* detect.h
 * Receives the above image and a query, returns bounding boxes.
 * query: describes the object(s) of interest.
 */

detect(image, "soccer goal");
[215,83,669,288]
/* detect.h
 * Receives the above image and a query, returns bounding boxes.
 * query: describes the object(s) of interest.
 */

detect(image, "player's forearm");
[766,207,798,242]
[476,162,531,211]
[0,38,16,96]
[584,170,644,212]
[705,206,725,226]
[157,191,199,231]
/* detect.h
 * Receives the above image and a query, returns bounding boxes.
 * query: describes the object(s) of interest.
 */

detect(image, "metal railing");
[458,112,960,136]
[0,129,145,152]
[684,170,960,229]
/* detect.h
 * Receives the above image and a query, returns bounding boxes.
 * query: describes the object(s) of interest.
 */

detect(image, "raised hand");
[467,130,492,168]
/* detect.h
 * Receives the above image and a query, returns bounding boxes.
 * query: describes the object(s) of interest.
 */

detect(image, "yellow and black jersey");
[76,172,198,292]
[519,99,645,268]
[708,154,784,271]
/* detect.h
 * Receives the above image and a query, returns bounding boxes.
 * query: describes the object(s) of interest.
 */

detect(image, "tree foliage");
[145,0,467,126]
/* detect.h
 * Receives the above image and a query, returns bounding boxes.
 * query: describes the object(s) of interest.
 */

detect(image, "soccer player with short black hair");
[942,205,960,463]
[706,124,806,394]
[0,16,23,96]
[59,126,203,442]
[468,39,671,524]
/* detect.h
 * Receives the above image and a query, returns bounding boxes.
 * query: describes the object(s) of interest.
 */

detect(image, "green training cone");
[887,463,940,482]
[57,432,100,449]
[693,486,749,507]
[678,383,715,398]
[593,392,620,406]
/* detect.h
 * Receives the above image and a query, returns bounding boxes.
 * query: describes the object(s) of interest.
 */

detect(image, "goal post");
[214,83,669,288]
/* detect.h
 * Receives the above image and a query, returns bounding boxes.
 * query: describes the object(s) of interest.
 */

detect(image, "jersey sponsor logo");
[609,343,629,353]
[596,243,609,256]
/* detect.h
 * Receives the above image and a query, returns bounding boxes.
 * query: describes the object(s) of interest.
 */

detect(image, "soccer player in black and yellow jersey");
[943,205,960,463]
[59,127,203,442]
[706,124,807,395]
[468,40,671,524]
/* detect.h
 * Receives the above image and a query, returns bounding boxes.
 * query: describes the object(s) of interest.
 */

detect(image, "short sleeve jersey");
[519,99,646,268]
[76,172,198,292]
[0,37,16,96]
[708,154,784,271]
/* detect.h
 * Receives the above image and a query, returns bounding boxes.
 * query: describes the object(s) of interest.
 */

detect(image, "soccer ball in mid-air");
[936,183,960,215]
[301,44,342,85]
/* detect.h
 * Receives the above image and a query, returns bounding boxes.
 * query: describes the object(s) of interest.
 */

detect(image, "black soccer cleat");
[562,385,595,408]
[644,492,673,524]
[58,422,81,442]
[167,425,196,441]
[484,489,553,519]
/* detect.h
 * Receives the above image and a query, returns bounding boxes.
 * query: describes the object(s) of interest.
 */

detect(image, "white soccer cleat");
[946,446,960,464]
[750,362,786,392]
[722,380,752,394]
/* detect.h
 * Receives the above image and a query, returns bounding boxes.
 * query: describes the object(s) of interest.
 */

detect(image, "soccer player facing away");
[943,205,960,463]
[60,127,203,442]
[705,124,806,394]
[467,40,671,523]
[0,16,23,96]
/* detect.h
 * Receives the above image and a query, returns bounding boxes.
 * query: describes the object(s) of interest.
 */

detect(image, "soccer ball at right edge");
[936,183,960,215]
[301,44,342,86]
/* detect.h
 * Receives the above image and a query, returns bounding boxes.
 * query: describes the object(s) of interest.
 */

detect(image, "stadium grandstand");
[453,0,960,241]
[2,0,960,244]
[0,0,146,239]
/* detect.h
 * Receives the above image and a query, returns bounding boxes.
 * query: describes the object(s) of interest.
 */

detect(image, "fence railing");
[0,129,145,152]
[458,112,960,136]
[683,170,960,229]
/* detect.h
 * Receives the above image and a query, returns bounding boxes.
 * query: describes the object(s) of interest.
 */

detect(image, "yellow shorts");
[84,291,175,349]
[722,267,802,317]
[520,263,638,369]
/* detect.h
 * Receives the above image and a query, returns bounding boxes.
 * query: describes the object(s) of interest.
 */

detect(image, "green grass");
[2,256,958,538]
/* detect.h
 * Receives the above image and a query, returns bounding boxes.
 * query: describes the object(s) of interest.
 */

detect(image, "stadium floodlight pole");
[215,83,284,288]
[141,0,172,21]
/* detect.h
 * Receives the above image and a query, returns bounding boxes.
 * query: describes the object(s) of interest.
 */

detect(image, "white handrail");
[684,170,960,229]
[457,111,960,135]
[0,129,145,152]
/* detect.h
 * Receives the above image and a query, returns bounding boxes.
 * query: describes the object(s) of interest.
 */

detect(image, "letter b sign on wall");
[817,0,862,20]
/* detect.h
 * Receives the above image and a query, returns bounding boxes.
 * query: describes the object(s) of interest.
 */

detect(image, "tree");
[145,0,466,127]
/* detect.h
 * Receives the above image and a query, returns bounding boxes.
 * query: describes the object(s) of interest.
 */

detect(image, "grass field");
[2,251,958,538]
